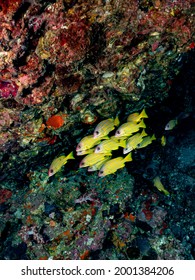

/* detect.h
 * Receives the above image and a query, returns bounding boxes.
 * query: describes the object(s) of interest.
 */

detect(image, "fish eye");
[99,170,104,174]
[95,130,99,135]
[78,144,81,148]
[97,146,101,151]
[80,162,84,166]
[116,130,120,134]
[50,169,53,174]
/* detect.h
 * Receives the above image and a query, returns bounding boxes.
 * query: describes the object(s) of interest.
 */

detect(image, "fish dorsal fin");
[124,153,132,162]
[151,134,156,141]
[141,129,147,137]
[139,119,146,128]
[114,116,120,126]
[66,151,75,160]
[140,108,148,119]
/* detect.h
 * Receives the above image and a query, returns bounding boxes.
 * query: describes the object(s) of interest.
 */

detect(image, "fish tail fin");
[161,135,166,146]
[140,108,148,119]
[164,190,170,196]
[119,139,126,148]
[114,116,120,126]
[151,134,156,141]
[124,152,133,162]
[141,129,147,137]
[66,151,75,160]
[176,112,190,121]
[139,119,146,128]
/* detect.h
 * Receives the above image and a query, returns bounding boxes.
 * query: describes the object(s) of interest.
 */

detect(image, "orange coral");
[0,0,22,16]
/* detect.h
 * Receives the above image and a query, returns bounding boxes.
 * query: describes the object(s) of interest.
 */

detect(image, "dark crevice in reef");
[13,2,31,22]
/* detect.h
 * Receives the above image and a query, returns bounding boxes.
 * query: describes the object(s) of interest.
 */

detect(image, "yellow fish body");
[48,151,75,177]
[165,119,178,130]
[76,134,108,152]
[98,153,132,177]
[87,157,111,172]
[127,109,148,123]
[153,176,170,195]
[161,135,166,146]
[76,148,94,156]
[79,153,111,168]
[95,137,126,154]
[136,134,156,149]
[115,119,146,138]
[93,116,120,139]
[123,130,147,154]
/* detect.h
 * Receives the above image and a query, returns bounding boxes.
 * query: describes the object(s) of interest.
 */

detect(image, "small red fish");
[46,114,67,130]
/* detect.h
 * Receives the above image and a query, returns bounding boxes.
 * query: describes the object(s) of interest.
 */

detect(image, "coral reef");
[0,0,194,155]
[0,0,195,260]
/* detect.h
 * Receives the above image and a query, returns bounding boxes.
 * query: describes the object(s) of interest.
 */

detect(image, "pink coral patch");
[0,80,18,98]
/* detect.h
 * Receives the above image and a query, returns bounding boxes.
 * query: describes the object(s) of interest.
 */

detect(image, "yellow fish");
[123,129,147,154]
[76,148,94,156]
[127,108,148,123]
[161,135,166,146]
[87,158,111,172]
[93,116,120,139]
[165,119,178,130]
[115,119,146,138]
[48,151,75,177]
[79,153,111,168]
[136,134,156,149]
[76,134,108,152]
[94,137,126,154]
[98,153,132,177]
[153,176,170,195]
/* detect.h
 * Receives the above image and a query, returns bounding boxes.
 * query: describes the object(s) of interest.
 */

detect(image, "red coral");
[58,18,90,65]
[0,189,12,204]
[0,0,22,16]
[20,76,53,105]
[0,79,18,98]
[55,68,83,94]
[28,15,45,32]
[142,208,153,221]
[46,11,91,66]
